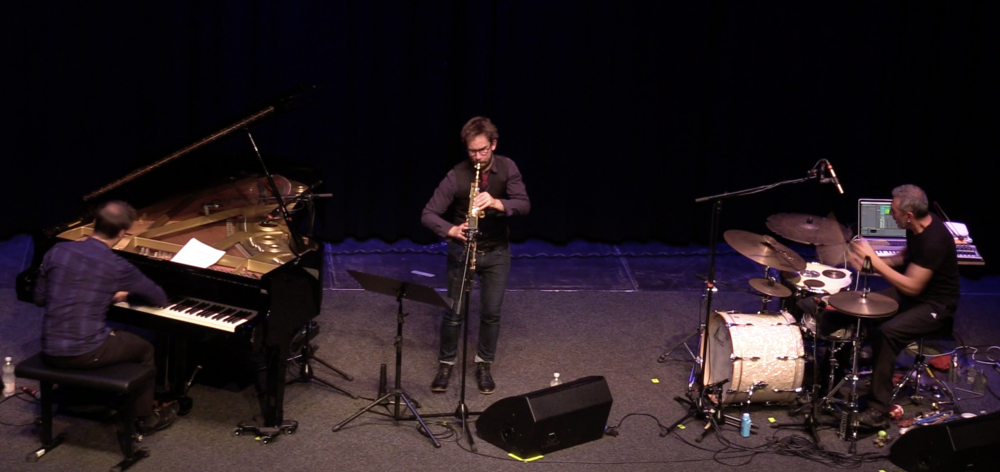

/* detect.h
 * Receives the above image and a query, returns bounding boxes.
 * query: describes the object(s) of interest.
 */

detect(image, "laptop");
[857,198,906,254]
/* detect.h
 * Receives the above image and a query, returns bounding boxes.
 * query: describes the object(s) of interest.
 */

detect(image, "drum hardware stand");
[774,328,832,446]
[331,271,450,448]
[665,378,756,441]
[814,258,878,454]
[891,342,957,406]
[664,165,826,435]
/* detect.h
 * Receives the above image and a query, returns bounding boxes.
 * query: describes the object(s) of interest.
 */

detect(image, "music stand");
[331,270,450,448]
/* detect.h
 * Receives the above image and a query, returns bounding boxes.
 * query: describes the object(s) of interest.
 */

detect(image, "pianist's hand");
[112,291,129,304]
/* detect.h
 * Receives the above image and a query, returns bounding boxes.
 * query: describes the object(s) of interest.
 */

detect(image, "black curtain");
[4,1,997,271]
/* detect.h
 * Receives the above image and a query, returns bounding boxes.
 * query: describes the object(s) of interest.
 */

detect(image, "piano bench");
[15,353,155,471]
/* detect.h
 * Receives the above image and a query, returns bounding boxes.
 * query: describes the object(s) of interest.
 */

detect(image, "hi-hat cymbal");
[827,291,899,318]
[766,213,851,245]
[724,230,807,272]
[749,278,792,298]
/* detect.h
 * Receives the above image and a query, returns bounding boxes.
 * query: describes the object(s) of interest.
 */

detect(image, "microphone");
[820,160,845,194]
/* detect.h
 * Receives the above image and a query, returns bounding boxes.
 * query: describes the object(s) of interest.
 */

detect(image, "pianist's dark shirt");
[34,237,167,356]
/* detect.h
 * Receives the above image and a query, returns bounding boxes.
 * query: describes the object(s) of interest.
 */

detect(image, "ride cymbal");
[724,229,807,272]
[766,213,851,245]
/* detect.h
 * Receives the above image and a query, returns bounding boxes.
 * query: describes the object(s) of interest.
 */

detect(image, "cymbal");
[724,230,807,272]
[827,291,899,318]
[816,241,850,267]
[766,213,851,245]
[749,278,792,298]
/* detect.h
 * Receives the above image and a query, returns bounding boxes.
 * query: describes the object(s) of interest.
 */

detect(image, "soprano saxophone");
[466,163,485,270]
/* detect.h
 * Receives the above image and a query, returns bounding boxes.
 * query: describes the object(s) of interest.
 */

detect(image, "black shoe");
[476,362,495,395]
[431,363,453,393]
[136,403,178,435]
[857,408,890,430]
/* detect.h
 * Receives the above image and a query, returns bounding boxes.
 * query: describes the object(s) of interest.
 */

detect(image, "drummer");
[849,184,960,429]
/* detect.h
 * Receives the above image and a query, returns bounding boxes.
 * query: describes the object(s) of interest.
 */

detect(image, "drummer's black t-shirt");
[905,214,960,313]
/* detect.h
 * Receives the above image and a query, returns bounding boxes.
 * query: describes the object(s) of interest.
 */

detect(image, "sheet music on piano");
[171,238,226,268]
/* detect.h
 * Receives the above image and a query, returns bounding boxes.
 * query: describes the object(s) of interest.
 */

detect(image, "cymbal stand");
[773,326,846,446]
[813,260,876,454]
[665,163,825,435]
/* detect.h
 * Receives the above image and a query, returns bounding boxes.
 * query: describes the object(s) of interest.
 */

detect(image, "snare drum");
[703,311,805,405]
[782,262,852,296]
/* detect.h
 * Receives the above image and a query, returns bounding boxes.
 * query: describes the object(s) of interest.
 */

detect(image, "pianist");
[849,184,960,429]
[33,200,178,434]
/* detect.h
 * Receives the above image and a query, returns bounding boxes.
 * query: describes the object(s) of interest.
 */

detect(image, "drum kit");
[696,213,900,451]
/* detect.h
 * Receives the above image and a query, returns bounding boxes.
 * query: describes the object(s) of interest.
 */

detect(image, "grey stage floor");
[1,235,999,471]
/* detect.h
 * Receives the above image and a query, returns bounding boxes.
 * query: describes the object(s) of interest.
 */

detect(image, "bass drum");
[703,311,805,405]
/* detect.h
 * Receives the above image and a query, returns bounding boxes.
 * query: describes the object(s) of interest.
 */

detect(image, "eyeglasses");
[467,144,492,156]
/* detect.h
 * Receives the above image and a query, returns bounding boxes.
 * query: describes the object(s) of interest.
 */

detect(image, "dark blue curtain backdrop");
[3,2,998,270]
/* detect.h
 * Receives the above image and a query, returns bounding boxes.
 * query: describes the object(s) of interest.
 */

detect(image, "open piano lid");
[55,85,318,278]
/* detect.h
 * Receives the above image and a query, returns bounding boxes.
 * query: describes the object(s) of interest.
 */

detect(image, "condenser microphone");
[822,160,844,194]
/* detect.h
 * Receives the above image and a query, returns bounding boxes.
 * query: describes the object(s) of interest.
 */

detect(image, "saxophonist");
[421,116,530,395]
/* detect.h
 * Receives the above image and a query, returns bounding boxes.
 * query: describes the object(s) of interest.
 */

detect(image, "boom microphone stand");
[664,161,830,438]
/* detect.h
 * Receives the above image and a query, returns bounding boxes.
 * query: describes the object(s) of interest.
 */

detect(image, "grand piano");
[17,87,323,437]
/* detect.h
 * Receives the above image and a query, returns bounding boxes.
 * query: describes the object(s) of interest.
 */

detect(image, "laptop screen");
[858,199,907,238]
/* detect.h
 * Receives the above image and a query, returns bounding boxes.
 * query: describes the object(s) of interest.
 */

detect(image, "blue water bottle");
[740,413,751,438]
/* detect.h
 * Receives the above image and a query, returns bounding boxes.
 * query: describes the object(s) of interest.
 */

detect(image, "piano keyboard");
[869,242,984,265]
[115,296,257,333]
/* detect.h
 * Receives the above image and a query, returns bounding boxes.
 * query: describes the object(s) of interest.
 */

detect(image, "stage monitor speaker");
[889,410,1000,472]
[475,375,612,459]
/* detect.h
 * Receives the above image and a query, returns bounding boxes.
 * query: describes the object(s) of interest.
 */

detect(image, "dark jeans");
[43,330,156,417]
[439,240,511,364]
[866,289,953,413]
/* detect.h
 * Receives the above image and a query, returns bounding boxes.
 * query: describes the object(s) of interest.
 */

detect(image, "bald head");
[93,200,136,239]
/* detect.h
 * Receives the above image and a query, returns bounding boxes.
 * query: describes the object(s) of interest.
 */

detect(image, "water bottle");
[550,373,562,387]
[740,413,751,438]
[2,357,15,397]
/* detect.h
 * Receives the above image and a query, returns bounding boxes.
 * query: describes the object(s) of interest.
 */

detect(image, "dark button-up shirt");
[421,155,531,239]
[34,237,168,356]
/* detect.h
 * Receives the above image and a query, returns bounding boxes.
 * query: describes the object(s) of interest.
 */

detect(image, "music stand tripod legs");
[331,270,449,448]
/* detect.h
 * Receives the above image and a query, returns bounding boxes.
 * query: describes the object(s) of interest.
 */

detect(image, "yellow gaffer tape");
[508,453,544,462]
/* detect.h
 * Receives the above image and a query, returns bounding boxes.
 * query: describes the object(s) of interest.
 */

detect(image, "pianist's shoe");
[137,402,179,435]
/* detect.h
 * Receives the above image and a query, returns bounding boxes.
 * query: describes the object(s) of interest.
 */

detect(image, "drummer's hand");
[850,238,877,260]
[447,223,469,242]
[847,250,865,271]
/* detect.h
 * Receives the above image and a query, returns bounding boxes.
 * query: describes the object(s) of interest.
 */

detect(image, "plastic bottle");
[740,413,751,438]
[2,357,15,397]
[550,373,562,387]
